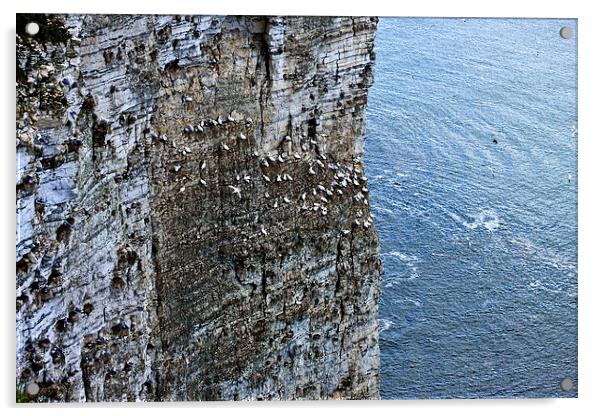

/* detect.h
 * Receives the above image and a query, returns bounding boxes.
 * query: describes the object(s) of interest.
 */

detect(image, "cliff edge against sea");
[16,14,382,401]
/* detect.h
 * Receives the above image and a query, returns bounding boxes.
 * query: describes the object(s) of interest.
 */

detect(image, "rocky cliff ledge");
[16,14,382,401]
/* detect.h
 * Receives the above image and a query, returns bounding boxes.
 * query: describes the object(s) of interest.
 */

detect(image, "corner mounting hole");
[560,377,573,391]
[559,26,572,39]
[25,382,40,396]
[25,22,40,36]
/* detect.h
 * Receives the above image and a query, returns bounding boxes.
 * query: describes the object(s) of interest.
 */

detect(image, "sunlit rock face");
[16,14,382,401]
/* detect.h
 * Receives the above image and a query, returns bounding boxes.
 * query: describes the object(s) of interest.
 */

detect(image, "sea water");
[365,18,578,399]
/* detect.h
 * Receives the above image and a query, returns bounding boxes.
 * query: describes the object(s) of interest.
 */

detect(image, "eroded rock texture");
[16,14,382,401]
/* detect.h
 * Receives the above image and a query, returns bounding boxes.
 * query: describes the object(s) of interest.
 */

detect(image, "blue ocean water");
[365,18,578,399]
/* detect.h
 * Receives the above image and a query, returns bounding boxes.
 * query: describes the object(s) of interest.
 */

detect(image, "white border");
[2,1,601,415]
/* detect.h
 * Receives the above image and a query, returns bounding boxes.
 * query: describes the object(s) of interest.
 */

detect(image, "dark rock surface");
[16,14,382,401]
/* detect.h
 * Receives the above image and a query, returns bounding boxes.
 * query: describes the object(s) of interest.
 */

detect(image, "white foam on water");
[448,208,500,232]
[379,318,393,333]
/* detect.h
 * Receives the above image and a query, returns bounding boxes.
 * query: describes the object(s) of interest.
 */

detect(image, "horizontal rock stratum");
[16,14,382,401]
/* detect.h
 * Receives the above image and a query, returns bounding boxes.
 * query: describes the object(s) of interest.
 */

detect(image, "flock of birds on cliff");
[151,111,375,234]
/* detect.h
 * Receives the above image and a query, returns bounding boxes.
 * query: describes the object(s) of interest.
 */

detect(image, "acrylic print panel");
[15,14,577,402]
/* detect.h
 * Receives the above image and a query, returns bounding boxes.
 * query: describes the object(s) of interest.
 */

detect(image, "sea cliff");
[16,14,382,401]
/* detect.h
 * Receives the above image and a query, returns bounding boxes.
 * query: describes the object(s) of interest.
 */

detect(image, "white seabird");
[301,193,306,201]
[318,184,326,192]
[228,185,242,198]
[283,196,291,204]
[174,165,181,172]
[236,174,241,181]
[199,178,207,186]
[239,133,247,140]
[273,201,278,208]
[277,155,285,163]
[201,160,207,170]
[276,174,282,182]
[261,226,268,236]
[294,153,301,160]
[336,189,343,195]
[262,160,269,167]
[243,175,251,183]
[253,150,259,157]
[316,160,325,168]
[179,186,186,193]
[320,196,328,203]
[220,143,230,151]
[263,175,271,182]
[309,166,316,175]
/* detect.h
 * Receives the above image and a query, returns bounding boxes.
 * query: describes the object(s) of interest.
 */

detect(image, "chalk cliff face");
[16,14,382,401]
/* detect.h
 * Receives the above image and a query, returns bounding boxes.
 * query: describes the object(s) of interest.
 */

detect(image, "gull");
[321,208,328,216]
[179,186,186,193]
[362,187,369,193]
[239,133,247,140]
[195,125,203,132]
[317,184,326,192]
[263,174,271,182]
[320,196,328,203]
[273,201,278,208]
[201,160,206,170]
[341,179,348,187]
[277,155,285,163]
[294,153,301,160]
[276,174,282,182]
[355,219,361,226]
[253,150,259,157]
[217,116,224,125]
[363,221,370,229]
[267,154,276,162]
[283,173,293,181]
[246,117,253,123]
[159,134,168,142]
[319,154,326,160]
[183,96,193,102]
[336,189,343,195]
[243,175,251,183]
[262,160,269,167]
[361,176,368,182]
[184,125,193,133]
[326,189,333,197]
[353,179,360,186]
[174,165,181,172]
[312,188,317,196]
[316,160,325,168]
[301,193,306,201]
[283,196,291,204]
[264,192,270,198]
[228,185,241,198]
[200,179,207,186]
[227,115,235,122]
[184,146,192,153]
[220,143,230,151]
[236,174,241,181]
[342,230,350,235]
[261,226,268,236]
[309,166,316,175]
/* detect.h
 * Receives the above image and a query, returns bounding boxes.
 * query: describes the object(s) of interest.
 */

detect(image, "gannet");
[220,143,230,151]
[263,175,271,182]
[201,160,206,170]
[179,186,186,193]
[283,196,291,204]
[294,153,301,160]
[261,226,268,236]
[278,155,285,163]
[174,165,181,172]
[243,175,251,183]
[239,133,247,140]
[228,185,241,198]
[309,166,316,175]
[200,179,207,186]
[276,175,282,182]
